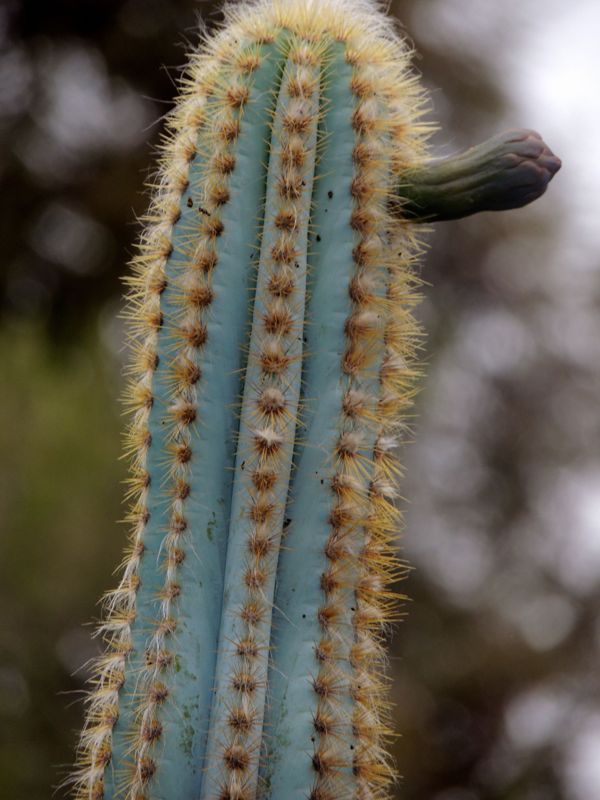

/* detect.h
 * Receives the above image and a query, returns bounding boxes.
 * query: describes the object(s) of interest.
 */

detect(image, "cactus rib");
[72,31,289,800]
[201,39,321,800]
[260,35,426,800]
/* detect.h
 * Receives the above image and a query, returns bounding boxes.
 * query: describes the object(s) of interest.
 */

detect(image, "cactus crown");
[70,1,431,798]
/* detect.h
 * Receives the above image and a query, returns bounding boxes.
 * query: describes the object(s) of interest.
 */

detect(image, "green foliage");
[0,324,122,798]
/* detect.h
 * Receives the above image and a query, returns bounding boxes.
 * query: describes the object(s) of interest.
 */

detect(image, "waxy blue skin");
[96,24,561,799]
[259,43,360,797]
[200,50,320,799]
[105,43,283,799]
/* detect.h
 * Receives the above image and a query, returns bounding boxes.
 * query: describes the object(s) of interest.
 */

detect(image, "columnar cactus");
[69,2,559,799]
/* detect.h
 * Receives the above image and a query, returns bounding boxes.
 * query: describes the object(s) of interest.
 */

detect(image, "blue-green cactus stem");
[104,42,285,800]
[261,42,362,798]
[201,43,321,799]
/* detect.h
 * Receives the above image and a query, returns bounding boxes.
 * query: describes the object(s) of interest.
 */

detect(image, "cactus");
[68,2,559,799]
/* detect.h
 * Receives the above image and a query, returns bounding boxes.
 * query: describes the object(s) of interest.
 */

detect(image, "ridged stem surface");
[201,40,320,800]
[77,38,286,800]
[71,3,430,799]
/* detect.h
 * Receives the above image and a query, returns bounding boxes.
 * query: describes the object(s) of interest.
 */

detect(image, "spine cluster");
[206,40,321,800]
[71,61,206,800]
[307,38,426,800]
[308,53,391,800]
[71,34,266,800]
[128,53,259,798]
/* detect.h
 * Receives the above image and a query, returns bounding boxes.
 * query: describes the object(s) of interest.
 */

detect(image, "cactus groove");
[70,1,431,798]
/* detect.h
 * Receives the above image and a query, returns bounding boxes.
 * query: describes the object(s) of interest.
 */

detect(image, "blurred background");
[0,1,596,798]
